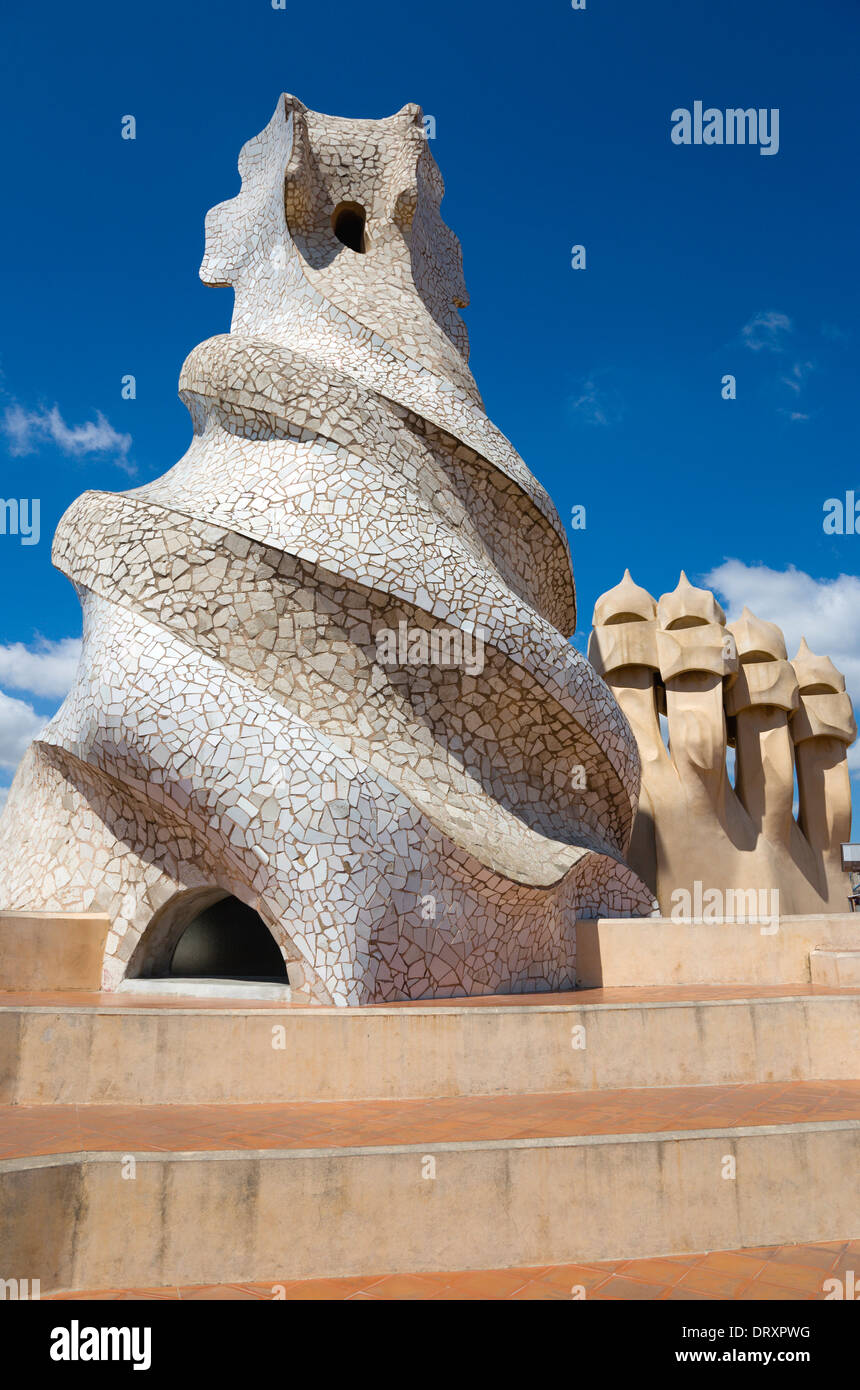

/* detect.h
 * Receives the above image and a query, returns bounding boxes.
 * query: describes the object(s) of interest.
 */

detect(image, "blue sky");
[0,0,858,823]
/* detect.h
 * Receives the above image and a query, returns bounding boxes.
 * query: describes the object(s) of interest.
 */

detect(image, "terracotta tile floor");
[1,983,858,1012]
[3,1079,860,1159]
[45,1240,860,1300]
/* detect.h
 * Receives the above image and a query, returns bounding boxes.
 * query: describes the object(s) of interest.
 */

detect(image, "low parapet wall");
[0,912,110,990]
[577,913,860,988]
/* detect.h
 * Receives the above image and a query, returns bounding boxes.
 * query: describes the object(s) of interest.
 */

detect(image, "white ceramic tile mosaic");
[0,96,655,1001]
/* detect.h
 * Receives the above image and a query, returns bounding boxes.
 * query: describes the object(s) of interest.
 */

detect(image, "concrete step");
[3,1082,859,1292]
[810,949,860,989]
[2,984,859,1105]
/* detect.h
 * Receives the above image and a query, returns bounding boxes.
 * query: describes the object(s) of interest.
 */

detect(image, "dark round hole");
[332,202,367,253]
[169,896,287,980]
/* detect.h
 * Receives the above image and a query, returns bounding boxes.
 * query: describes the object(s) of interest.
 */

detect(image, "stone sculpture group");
[590,570,855,915]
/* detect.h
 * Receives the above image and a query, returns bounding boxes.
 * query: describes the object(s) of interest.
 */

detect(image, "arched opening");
[332,201,367,253]
[124,888,289,990]
[168,897,288,980]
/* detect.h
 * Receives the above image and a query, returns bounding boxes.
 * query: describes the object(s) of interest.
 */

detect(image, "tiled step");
[2,984,859,1105]
[810,949,860,989]
[3,1081,859,1292]
[43,1239,860,1301]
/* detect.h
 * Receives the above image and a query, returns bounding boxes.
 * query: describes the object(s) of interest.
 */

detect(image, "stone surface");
[0,96,654,1002]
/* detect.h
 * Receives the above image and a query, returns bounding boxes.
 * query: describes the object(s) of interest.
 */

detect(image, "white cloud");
[704,562,860,773]
[705,561,860,675]
[0,636,81,698]
[570,376,623,427]
[0,635,78,777]
[0,785,7,812]
[741,310,793,353]
[780,360,815,394]
[0,690,45,770]
[2,404,134,473]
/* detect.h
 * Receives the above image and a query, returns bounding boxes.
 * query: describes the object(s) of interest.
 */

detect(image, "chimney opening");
[332,201,367,253]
